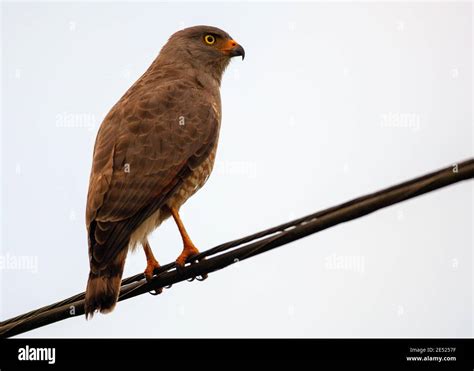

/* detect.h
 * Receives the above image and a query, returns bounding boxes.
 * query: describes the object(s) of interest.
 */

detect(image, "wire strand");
[0,159,472,338]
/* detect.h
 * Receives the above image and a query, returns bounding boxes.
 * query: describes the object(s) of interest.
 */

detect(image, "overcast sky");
[1,1,472,337]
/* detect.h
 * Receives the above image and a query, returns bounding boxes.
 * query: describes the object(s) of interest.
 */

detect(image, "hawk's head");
[158,25,245,82]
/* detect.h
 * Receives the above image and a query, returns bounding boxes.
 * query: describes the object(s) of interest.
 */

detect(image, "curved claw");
[175,249,209,282]
[196,274,208,281]
[148,288,163,296]
[192,256,207,281]
[187,255,207,281]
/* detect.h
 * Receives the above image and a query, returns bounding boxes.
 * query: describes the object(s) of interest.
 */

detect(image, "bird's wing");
[86,81,219,271]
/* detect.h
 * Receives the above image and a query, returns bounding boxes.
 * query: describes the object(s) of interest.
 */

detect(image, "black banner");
[0,339,472,368]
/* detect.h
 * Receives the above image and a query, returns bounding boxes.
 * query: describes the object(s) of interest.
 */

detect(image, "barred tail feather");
[84,249,127,319]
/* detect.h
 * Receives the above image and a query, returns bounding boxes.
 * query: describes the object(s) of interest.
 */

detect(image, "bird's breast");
[166,141,218,210]
[128,143,218,249]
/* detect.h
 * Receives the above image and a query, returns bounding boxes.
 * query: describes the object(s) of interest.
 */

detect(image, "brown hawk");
[84,25,244,317]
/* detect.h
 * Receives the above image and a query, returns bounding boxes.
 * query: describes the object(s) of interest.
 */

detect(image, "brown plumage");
[84,25,244,318]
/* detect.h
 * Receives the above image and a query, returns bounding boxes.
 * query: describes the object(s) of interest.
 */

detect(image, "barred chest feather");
[166,141,218,210]
[129,130,219,249]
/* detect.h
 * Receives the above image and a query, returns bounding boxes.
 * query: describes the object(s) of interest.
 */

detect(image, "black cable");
[1,159,472,338]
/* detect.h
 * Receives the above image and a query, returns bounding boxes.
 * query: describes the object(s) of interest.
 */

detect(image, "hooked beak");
[221,39,245,60]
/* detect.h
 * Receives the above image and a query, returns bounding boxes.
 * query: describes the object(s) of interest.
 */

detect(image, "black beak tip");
[231,45,245,61]
[240,46,245,61]
[240,46,245,60]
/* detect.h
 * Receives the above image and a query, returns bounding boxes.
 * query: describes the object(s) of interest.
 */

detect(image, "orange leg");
[143,239,161,284]
[170,207,201,267]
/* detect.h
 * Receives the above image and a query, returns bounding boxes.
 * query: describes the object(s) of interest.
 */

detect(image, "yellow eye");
[204,34,216,45]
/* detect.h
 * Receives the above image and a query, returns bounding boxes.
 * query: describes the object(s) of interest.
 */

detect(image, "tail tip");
[84,273,121,320]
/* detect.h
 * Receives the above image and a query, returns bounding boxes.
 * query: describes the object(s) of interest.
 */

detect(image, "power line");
[1,159,473,338]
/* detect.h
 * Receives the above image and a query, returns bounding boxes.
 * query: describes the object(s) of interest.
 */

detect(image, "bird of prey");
[84,25,244,317]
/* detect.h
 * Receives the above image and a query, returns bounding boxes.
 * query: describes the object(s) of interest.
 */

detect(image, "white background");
[1,1,472,337]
